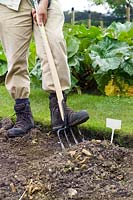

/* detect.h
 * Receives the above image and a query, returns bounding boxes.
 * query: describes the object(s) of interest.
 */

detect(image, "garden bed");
[0,119,132,200]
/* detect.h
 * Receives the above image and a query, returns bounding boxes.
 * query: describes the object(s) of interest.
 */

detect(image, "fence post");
[71,7,75,25]
[88,11,91,28]
[126,3,130,21]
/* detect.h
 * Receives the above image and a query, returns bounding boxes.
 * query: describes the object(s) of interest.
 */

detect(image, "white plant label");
[106,118,122,143]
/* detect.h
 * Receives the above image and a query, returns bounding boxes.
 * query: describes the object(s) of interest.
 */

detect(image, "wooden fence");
[70,4,132,28]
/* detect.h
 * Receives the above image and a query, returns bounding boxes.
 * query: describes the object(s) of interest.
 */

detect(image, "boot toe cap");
[69,110,89,126]
[7,128,26,138]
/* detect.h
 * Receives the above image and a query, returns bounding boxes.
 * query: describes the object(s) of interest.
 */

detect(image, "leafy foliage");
[0,44,7,76]
[64,24,103,93]
[64,22,133,95]
[106,22,133,45]
[28,39,36,71]
[30,58,42,88]
[0,21,133,96]
[89,37,133,92]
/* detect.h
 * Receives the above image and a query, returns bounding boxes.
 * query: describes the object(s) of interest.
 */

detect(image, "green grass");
[0,85,133,137]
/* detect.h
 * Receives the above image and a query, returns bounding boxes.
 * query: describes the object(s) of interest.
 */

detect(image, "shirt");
[0,0,51,11]
[0,0,21,11]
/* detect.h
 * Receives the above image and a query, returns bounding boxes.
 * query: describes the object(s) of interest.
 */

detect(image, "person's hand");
[32,0,48,25]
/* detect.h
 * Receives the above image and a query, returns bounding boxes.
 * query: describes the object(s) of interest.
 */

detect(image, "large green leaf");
[0,51,7,62]
[107,22,133,45]
[0,43,8,76]
[0,64,7,76]
[0,43,7,62]
[28,40,36,71]
[30,58,42,80]
[108,22,133,35]
[89,37,130,72]
[65,24,89,38]
[66,36,80,59]
[68,56,80,68]
[89,36,133,94]
[94,72,111,93]
[121,58,133,76]
[92,56,121,72]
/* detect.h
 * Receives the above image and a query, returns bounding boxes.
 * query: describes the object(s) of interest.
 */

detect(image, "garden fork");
[33,0,85,149]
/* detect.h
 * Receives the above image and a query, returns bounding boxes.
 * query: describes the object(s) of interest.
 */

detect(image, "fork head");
[57,126,85,150]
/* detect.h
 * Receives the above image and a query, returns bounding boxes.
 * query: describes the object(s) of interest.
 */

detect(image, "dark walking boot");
[49,93,89,131]
[7,103,34,138]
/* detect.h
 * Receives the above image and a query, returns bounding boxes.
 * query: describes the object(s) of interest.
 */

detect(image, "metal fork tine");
[70,128,78,144]
[57,126,86,150]
[57,129,65,150]
[64,128,72,147]
[77,127,85,142]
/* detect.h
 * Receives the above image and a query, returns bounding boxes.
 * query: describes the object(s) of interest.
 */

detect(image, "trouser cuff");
[15,98,30,105]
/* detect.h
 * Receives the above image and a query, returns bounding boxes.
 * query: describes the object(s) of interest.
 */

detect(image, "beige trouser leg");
[34,0,71,91]
[0,0,71,99]
[0,0,32,99]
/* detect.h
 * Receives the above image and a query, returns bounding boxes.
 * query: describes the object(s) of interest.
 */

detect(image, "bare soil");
[0,118,133,200]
